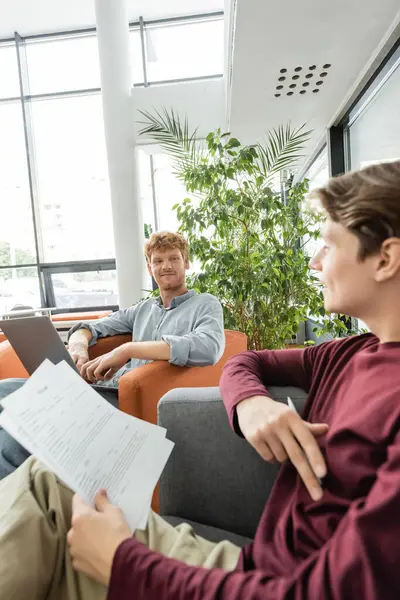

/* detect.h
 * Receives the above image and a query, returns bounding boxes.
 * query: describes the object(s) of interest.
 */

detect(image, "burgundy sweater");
[108,334,400,599]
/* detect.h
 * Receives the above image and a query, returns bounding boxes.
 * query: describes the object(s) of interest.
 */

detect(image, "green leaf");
[255,124,311,181]
[226,138,241,149]
[137,107,204,176]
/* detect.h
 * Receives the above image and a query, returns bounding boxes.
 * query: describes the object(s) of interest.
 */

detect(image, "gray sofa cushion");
[162,515,252,548]
[158,386,308,540]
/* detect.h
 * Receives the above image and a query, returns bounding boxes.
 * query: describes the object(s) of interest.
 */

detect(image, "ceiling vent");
[274,64,331,98]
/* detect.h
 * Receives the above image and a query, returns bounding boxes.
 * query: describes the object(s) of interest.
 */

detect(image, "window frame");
[0,10,224,314]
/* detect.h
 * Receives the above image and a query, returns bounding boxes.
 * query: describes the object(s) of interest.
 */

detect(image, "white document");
[0,360,174,531]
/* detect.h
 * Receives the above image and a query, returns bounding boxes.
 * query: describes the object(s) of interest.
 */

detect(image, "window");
[347,48,400,170]
[145,17,224,82]
[0,43,20,99]
[137,149,157,229]
[0,102,37,268]
[152,154,187,232]
[25,35,101,95]
[130,28,145,85]
[0,11,223,313]
[302,147,328,260]
[343,45,400,332]
[0,267,41,314]
[306,147,329,192]
[31,94,115,262]
[50,270,118,309]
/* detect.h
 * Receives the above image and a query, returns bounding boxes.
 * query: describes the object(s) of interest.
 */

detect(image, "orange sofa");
[0,329,247,510]
[0,330,247,421]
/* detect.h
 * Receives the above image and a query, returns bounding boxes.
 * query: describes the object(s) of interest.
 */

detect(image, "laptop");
[0,316,116,394]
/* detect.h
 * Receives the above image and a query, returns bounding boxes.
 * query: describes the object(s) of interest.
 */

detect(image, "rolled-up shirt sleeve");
[67,306,138,347]
[162,299,225,367]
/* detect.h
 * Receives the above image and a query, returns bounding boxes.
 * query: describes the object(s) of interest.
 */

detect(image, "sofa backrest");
[158,385,308,539]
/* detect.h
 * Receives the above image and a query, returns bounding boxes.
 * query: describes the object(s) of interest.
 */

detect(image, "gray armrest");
[158,386,308,539]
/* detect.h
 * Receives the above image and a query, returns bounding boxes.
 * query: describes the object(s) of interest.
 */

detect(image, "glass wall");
[0,36,116,313]
[343,44,400,332]
[144,17,224,83]
[306,147,329,192]
[347,47,400,169]
[302,147,329,261]
[0,43,19,98]
[25,34,101,94]
[31,95,114,263]
[0,11,224,313]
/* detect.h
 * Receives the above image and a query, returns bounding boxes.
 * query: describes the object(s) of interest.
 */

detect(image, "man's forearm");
[125,341,171,362]
[68,328,93,349]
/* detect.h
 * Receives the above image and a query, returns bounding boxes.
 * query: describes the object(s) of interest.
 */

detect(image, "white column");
[94,0,144,308]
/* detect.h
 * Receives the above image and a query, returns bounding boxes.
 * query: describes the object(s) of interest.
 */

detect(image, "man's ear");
[146,261,153,277]
[184,258,190,270]
[375,238,400,282]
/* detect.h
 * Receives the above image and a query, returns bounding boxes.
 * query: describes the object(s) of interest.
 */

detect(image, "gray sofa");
[158,385,308,547]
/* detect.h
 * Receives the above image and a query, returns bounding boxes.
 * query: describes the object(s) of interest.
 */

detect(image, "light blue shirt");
[67,290,225,387]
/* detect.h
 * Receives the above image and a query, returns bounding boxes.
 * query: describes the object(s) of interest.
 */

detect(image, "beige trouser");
[0,458,241,600]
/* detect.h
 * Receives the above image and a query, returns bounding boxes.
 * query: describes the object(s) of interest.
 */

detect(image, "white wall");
[131,78,226,142]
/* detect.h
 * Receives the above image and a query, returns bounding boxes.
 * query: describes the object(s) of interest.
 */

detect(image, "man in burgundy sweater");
[1,160,400,599]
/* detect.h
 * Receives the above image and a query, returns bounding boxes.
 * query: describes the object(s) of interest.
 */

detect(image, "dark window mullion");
[41,269,56,307]
[327,126,345,177]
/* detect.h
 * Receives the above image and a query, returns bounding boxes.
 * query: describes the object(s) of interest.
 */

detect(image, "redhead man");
[0,231,224,477]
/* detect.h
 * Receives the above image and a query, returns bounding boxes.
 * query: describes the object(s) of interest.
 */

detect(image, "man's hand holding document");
[0,359,173,531]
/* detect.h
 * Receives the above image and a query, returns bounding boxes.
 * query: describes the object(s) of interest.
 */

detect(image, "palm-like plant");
[138,108,311,186]
[138,108,202,175]
[256,124,312,180]
[137,108,347,349]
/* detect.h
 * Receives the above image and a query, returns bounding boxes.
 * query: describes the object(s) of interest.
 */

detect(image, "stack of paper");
[0,360,174,531]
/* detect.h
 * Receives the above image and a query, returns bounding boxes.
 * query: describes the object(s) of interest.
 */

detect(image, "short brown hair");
[311,160,400,259]
[144,231,189,263]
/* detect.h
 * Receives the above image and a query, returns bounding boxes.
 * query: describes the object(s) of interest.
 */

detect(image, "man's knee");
[0,378,27,408]
[0,378,30,479]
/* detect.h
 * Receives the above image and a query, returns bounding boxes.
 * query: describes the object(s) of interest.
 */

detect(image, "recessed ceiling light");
[292,75,300,80]
[276,85,283,90]
[300,90,306,95]
[309,65,317,70]
[289,83,297,89]
[323,63,331,69]
[305,73,313,79]
[294,66,302,72]
[280,68,287,73]
[278,76,286,82]
[302,82,310,87]
[287,91,294,96]
[275,93,281,97]
[316,80,323,86]
[312,89,320,93]
[320,72,328,77]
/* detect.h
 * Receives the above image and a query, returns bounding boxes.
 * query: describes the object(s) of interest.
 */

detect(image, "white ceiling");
[229,0,400,170]
[0,0,224,38]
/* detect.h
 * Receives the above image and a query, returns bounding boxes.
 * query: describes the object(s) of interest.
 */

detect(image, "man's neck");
[362,301,400,343]
[160,286,189,309]
[374,323,400,344]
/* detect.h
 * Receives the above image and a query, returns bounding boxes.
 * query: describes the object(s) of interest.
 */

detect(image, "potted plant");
[138,109,347,350]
